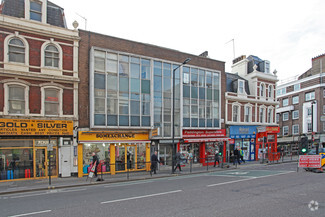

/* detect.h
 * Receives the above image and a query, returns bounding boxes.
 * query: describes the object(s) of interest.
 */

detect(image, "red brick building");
[0,0,79,180]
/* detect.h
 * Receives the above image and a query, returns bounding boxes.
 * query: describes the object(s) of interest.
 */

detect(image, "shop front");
[181,130,229,166]
[78,131,151,177]
[0,118,73,181]
[256,126,280,161]
[229,126,257,161]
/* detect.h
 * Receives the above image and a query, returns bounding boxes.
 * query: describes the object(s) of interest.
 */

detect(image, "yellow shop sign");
[78,131,149,142]
[0,119,73,136]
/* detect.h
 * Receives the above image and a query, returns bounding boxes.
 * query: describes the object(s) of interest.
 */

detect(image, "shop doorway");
[35,148,47,178]
[158,145,172,166]
[115,144,143,172]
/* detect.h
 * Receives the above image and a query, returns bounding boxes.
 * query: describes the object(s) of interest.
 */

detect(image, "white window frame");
[292,96,299,104]
[268,85,273,99]
[4,33,29,65]
[283,126,289,136]
[267,107,274,123]
[292,110,299,119]
[238,79,245,94]
[292,125,299,135]
[24,0,47,23]
[232,103,240,122]
[276,113,279,123]
[41,40,63,70]
[307,122,312,132]
[260,83,265,98]
[40,85,63,116]
[323,122,325,132]
[323,105,325,114]
[259,106,266,123]
[3,81,30,115]
[293,84,300,91]
[305,92,315,101]
[283,112,289,121]
[244,104,252,123]
[282,98,289,106]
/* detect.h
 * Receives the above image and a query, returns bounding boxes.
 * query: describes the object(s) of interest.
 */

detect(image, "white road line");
[207,171,295,187]
[104,180,153,188]
[10,188,87,199]
[60,188,87,193]
[8,209,51,217]
[10,192,49,199]
[101,190,182,204]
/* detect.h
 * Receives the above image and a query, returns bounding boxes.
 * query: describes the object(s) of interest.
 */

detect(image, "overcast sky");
[53,0,325,81]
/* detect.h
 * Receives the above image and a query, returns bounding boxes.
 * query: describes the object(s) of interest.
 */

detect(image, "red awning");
[183,137,231,143]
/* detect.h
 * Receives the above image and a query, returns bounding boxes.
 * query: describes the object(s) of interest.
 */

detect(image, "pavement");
[0,158,298,195]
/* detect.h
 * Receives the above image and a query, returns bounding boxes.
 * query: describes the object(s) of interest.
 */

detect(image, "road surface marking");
[10,188,87,199]
[207,171,295,187]
[60,188,87,193]
[101,190,182,204]
[8,210,51,217]
[10,192,49,199]
[104,180,153,188]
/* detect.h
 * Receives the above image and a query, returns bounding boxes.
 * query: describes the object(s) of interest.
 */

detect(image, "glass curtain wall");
[93,49,151,127]
[183,67,220,128]
[153,61,181,137]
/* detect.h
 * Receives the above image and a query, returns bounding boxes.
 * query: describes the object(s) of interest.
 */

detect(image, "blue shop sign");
[229,126,257,139]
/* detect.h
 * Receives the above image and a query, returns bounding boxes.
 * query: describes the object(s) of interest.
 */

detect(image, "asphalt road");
[0,163,324,217]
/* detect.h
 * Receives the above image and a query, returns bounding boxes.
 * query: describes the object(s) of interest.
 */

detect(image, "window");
[292,125,299,135]
[260,83,265,97]
[259,107,265,123]
[244,106,251,122]
[292,96,299,104]
[292,110,299,119]
[323,89,325,98]
[238,80,244,94]
[30,1,42,21]
[277,87,286,96]
[307,122,312,132]
[305,92,315,101]
[268,85,273,98]
[307,108,312,116]
[283,126,289,136]
[44,45,59,67]
[267,108,273,123]
[8,38,25,63]
[283,112,289,121]
[282,98,289,106]
[276,114,279,123]
[8,85,26,114]
[44,88,60,115]
[232,105,239,122]
[293,84,300,91]
[323,122,325,132]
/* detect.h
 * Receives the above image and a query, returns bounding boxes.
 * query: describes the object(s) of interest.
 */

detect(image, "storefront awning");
[183,137,231,143]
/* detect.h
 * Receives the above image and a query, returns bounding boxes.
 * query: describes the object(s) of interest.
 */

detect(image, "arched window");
[8,38,25,63]
[8,85,26,114]
[44,45,59,67]
[260,83,265,97]
[44,88,60,115]
[268,85,273,98]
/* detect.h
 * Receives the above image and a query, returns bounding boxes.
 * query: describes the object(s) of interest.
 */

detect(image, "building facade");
[77,30,228,177]
[225,55,279,161]
[276,53,325,152]
[0,0,79,181]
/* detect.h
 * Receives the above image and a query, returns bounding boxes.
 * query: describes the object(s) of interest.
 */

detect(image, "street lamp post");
[311,100,317,153]
[172,58,191,174]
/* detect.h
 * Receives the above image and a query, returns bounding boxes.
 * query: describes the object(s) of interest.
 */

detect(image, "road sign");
[298,155,321,168]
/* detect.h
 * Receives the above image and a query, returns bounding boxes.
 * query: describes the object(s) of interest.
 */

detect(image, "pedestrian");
[239,148,245,163]
[213,150,220,167]
[91,152,100,180]
[234,147,241,165]
[150,151,159,176]
[174,151,182,172]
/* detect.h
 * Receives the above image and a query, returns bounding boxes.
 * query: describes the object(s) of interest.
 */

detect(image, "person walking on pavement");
[213,150,220,167]
[91,152,100,180]
[150,151,159,176]
[239,147,245,163]
[174,151,182,172]
[234,147,241,165]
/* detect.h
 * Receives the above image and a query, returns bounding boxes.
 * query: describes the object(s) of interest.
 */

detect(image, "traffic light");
[219,145,223,156]
[300,136,308,154]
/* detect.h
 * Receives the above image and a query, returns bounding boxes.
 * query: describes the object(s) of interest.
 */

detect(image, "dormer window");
[30,1,42,22]
[238,80,244,94]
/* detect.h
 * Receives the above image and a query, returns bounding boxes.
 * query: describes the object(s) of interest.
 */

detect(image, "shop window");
[8,38,25,63]
[44,44,59,68]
